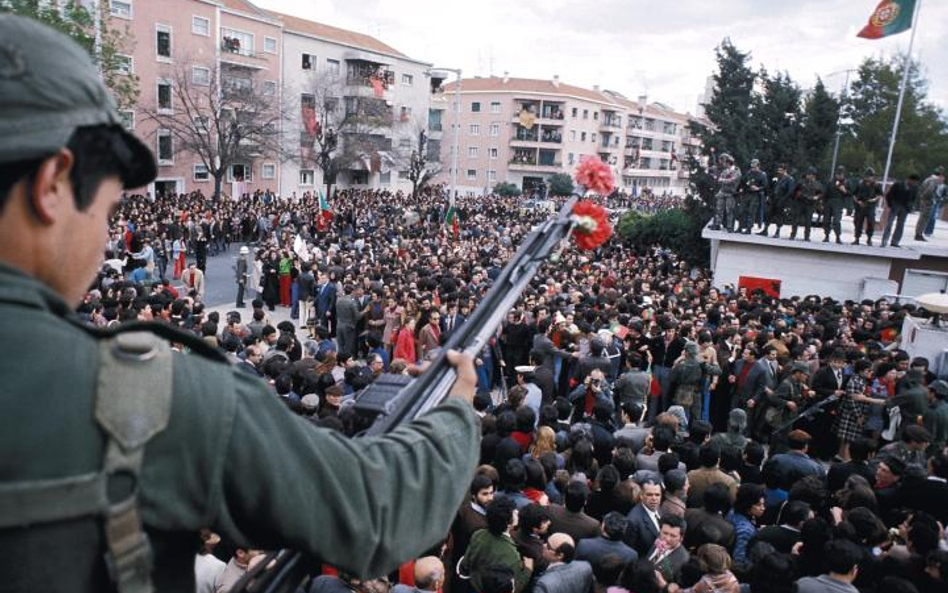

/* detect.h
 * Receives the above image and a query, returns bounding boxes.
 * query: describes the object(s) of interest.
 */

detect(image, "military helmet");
[864,167,876,177]
[806,166,817,176]
[750,158,760,167]
[718,153,734,163]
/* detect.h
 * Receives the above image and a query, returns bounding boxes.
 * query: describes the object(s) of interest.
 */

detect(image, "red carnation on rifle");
[574,155,615,195]
[571,201,612,250]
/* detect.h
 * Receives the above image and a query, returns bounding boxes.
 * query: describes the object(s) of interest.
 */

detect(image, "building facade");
[276,13,435,198]
[437,76,702,196]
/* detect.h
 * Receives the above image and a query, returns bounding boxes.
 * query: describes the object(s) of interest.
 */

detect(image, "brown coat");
[686,467,738,508]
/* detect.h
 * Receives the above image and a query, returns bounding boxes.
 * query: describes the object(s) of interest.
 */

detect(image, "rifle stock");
[232,196,580,593]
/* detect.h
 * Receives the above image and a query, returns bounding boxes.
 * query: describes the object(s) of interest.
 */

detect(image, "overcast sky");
[253,0,948,114]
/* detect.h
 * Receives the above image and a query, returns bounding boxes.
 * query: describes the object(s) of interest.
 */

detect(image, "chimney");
[552,75,560,88]
[638,94,648,107]
[593,84,600,92]
[502,71,510,84]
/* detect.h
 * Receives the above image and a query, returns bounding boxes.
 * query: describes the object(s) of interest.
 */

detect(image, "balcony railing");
[221,38,259,58]
[541,111,565,120]
[513,132,539,142]
[540,133,562,143]
[428,122,443,132]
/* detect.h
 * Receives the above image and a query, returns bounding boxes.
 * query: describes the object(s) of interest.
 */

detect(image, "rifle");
[233,196,584,593]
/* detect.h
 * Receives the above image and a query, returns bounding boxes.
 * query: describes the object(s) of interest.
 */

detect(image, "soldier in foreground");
[0,15,479,593]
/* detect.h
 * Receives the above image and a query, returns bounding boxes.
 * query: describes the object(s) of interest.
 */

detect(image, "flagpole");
[881,0,923,189]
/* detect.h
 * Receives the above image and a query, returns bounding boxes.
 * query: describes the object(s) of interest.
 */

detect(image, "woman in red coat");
[394,318,417,364]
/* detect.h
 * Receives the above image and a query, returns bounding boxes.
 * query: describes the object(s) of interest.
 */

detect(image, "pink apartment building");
[438,75,703,196]
[107,0,282,198]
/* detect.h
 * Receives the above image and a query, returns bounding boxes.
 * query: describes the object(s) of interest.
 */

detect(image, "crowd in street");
[82,185,948,593]
[709,155,946,248]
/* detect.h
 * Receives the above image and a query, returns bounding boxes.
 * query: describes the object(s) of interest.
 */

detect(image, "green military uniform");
[822,169,849,243]
[762,169,795,238]
[790,170,822,241]
[738,163,767,234]
[852,170,883,245]
[0,264,480,590]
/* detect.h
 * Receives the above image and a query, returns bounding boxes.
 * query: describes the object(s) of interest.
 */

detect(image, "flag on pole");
[857,0,917,39]
[318,190,333,221]
[445,204,459,240]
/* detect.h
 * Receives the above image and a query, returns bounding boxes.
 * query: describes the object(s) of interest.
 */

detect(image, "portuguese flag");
[857,0,917,39]
[445,204,459,239]
[318,189,333,221]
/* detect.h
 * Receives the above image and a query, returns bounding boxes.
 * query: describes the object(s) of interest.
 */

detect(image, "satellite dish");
[917,292,948,314]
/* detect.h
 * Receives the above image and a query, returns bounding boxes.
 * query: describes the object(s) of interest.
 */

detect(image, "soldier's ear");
[29,148,75,224]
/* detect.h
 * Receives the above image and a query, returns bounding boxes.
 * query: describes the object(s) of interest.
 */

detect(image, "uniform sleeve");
[210,372,480,578]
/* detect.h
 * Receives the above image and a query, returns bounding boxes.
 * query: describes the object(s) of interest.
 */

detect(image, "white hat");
[239,246,250,254]
[514,365,536,375]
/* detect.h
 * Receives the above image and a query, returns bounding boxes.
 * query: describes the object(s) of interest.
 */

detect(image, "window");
[120,110,134,130]
[262,80,276,96]
[299,169,315,186]
[110,1,132,19]
[156,130,173,164]
[116,54,132,75]
[468,146,478,158]
[157,80,172,112]
[261,163,276,179]
[380,171,391,184]
[400,106,412,122]
[264,36,277,54]
[398,138,412,150]
[326,59,340,75]
[191,16,209,36]
[583,109,588,119]
[580,131,587,141]
[302,53,315,70]
[466,169,477,180]
[568,153,575,165]
[229,164,252,182]
[489,123,499,137]
[572,107,578,118]
[488,147,498,159]
[156,24,172,60]
[193,163,209,181]
[490,101,501,113]
[487,170,497,182]
[222,28,254,56]
[593,111,599,120]
[591,133,597,143]
[570,130,576,141]
[469,124,480,135]
[191,66,210,86]
[401,73,413,85]
[471,102,481,113]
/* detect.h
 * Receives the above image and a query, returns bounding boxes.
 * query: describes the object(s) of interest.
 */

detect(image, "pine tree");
[752,69,804,176]
[800,78,839,176]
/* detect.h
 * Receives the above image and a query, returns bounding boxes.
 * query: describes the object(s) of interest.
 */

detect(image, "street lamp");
[430,67,462,207]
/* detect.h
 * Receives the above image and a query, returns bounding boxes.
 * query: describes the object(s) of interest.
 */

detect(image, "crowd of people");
[84,184,948,593]
[709,155,946,248]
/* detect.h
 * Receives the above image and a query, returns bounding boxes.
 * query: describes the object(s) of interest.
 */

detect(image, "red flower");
[574,155,615,195]
[571,201,612,250]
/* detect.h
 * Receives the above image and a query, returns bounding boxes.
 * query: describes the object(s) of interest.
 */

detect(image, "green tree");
[617,208,709,267]
[1,0,139,109]
[691,38,758,169]
[800,77,840,175]
[839,54,948,180]
[547,173,574,196]
[752,69,804,175]
[493,182,520,197]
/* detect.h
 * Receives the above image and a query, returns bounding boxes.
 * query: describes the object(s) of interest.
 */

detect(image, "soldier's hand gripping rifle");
[232,159,616,593]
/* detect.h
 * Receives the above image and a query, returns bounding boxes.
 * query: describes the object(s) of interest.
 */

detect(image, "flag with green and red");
[445,204,459,239]
[857,0,916,39]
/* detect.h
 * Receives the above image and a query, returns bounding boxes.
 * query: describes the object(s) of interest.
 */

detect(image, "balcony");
[600,119,622,132]
[509,159,562,172]
[540,131,562,144]
[220,38,264,62]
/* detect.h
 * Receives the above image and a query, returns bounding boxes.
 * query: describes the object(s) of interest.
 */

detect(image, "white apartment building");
[276,13,434,197]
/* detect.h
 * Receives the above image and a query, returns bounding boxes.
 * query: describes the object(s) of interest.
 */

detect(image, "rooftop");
[273,11,409,59]
[444,76,627,107]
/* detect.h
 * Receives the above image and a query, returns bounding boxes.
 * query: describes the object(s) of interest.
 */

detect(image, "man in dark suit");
[805,350,847,459]
[647,514,690,584]
[440,302,466,340]
[623,479,662,556]
[533,319,577,376]
[747,346,779,439]
[334,284,361,358]
[572,339,613,386]
[575,511,638,575]
[683,482,735,550]
[533,533,594,593]
[910,452,948,525]
[314,270,337,331]
[546,480,600,543]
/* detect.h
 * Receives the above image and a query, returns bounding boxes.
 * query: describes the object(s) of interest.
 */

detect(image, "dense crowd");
[83,185,948,593]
